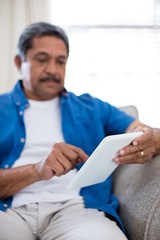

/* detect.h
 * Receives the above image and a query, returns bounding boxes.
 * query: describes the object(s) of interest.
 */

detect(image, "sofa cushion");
[113,155,160,240]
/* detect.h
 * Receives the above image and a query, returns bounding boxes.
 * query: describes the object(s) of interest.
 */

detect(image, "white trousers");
[0,198,127,240]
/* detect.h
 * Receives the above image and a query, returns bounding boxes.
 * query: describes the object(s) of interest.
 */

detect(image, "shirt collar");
[12,80,69,107]
[12,80,29,108]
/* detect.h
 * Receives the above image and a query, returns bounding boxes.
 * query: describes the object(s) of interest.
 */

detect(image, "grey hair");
[17,22,69,60]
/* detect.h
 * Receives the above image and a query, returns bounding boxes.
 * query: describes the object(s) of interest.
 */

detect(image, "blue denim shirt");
[0,80,135,230]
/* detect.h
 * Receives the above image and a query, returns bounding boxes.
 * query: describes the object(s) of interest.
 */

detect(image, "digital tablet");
[67,131,143,189]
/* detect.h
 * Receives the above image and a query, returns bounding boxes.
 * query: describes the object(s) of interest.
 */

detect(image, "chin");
[41,91,60,100]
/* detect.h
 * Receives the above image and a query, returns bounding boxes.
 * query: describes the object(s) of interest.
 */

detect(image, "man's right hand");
[0,143,88,199]
[36,142,88,180]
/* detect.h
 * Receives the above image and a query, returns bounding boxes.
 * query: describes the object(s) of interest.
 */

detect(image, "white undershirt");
[12,97,81,208]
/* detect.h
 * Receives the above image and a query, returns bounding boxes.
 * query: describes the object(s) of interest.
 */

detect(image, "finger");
[70,146,89,162]
[132,127,154,147]
[47,150,72,176]
[114,146,154,164]
[56,144,82,165]
[47,160,65,176]
[54,143,88,162]
[119,129,155,156]
[63,143,89,162]
[119,140,153,156]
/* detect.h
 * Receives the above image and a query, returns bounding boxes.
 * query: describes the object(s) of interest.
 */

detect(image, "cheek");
[32,66,46,79]
[61,67,66,79]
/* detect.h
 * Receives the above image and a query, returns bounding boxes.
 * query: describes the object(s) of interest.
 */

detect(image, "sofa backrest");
[119,105,139,119]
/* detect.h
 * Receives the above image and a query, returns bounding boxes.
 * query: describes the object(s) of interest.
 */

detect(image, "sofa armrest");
[119,105,139,119]
[112,154,160,240]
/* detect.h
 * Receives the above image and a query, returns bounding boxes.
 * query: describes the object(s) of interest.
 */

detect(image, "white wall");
[64,29,160,127]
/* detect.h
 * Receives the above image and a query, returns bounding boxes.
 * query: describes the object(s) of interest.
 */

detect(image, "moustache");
[40,76,61,84]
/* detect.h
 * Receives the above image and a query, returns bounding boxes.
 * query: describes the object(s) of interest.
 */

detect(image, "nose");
[45,59,58,75]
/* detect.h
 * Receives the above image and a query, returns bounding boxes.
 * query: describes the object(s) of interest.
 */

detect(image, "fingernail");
[133,141,138,146]
[114,157,120,163]
[119,149,125,155]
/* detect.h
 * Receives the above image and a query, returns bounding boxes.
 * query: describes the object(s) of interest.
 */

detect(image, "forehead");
[28,36,68,57]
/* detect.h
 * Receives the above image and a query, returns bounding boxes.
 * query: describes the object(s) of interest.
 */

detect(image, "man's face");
[16,36,68,100]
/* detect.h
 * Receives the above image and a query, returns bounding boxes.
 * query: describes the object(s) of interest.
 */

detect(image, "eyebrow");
[34,51,67,59]
[34,52,50,57]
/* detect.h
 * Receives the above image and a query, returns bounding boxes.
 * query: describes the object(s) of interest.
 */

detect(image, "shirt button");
[19,111,23,116]
[3,203,8,208]
[4,164,9,168]
[20,138,25,143]
[16,102,20,106]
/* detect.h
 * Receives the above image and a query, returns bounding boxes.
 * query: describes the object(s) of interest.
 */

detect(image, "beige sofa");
[112,105,160,240]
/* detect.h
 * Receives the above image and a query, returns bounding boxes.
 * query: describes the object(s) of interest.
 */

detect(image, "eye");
[57,58,67,65]
[36,57,48,63]
[33,53,50,64]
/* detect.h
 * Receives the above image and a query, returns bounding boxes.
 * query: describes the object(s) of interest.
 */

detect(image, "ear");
[14,55,23,71]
